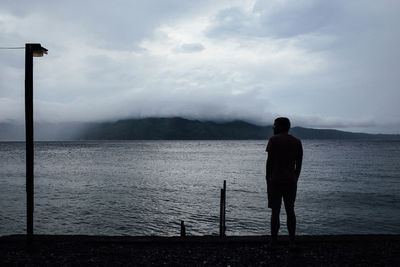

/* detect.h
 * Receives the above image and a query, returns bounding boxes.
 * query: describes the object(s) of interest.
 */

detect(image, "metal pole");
[25,44,34,245]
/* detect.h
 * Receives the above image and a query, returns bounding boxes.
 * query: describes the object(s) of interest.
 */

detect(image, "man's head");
[273,117,291,135]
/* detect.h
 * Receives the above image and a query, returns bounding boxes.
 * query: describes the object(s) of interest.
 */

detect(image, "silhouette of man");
[266,117,303,249]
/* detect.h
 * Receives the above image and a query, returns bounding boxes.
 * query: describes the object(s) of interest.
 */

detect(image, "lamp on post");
[25,43,47,245]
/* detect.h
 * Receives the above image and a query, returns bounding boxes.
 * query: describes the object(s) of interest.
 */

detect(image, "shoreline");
[1,234,399,266]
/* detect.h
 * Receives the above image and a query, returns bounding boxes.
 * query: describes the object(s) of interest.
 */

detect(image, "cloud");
[173,43,205,53]
[0,0,399,133]
[207,1,339,39]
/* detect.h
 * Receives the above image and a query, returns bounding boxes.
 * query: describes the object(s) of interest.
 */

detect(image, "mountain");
[79,117,400,140]
[1,117,399,141]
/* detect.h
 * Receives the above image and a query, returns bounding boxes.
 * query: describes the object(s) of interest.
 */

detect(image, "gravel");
[1,235,399,266]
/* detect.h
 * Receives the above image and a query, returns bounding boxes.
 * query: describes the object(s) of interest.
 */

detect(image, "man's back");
[266,133,302,184]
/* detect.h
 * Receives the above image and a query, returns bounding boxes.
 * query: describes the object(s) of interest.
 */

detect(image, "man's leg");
[286,207,296,244]
[271,207,280,244]
[283,182,297,248]
[268,182,282,246]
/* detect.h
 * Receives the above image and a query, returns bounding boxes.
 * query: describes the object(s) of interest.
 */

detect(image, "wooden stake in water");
[223,180,226,235]
[180,220,186,237]
[220,180,226,237]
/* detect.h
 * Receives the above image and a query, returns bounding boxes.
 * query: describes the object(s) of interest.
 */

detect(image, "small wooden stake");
[220,180,227,237]
[180,220,186,237]
[220,188,224,236]
[223,180,226,235]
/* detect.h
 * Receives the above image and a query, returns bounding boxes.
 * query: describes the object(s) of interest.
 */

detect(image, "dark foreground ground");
[1,235,399,266]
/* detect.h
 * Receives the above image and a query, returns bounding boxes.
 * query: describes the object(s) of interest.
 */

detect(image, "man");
[266,117,303,249]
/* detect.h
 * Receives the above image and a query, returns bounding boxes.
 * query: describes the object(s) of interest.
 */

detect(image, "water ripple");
[1,140,399,236]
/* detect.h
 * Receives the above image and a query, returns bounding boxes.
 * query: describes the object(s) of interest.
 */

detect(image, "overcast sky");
[1,0,399,133]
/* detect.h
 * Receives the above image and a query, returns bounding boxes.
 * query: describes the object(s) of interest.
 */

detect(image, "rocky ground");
[1,235,399,266]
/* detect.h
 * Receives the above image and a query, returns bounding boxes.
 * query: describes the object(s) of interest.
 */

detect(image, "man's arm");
[266,139,273,183]
[295,141,303,180]
[266,153,273,183]
[295,157,302,180]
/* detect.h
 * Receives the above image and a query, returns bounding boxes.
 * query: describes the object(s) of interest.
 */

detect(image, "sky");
[0,0,399,133]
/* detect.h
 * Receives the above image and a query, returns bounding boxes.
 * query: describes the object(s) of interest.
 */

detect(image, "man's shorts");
[267,181,297,210]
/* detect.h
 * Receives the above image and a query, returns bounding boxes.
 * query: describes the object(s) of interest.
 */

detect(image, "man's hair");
[275,117,291,133]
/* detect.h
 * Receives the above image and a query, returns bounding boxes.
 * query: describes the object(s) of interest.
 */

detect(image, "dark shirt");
[266,133,303,184]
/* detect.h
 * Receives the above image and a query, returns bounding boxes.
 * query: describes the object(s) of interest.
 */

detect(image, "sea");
[1,140,399,236]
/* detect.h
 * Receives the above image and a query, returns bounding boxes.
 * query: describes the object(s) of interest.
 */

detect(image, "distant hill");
[1,117,399,141]
[79,117,400,140]
[0,123,24,141]
[0,122,86,141]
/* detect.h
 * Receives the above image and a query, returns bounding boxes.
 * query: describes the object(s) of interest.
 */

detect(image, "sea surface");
[1,140,399,236]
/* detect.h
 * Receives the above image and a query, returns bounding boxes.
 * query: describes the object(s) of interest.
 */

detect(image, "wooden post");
[223,180,226,236]
[219,180,227,237]
[180,220,186,237]
[220,188,224,236]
